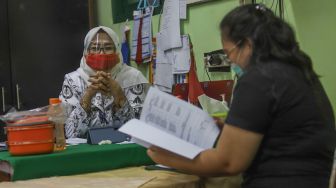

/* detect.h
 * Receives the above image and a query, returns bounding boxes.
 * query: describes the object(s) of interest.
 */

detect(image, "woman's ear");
[238,38,253,68]
[241,38,252,50]
[242,38,253,57]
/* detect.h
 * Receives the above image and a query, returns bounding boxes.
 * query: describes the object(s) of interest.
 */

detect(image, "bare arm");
[147,124,263,176]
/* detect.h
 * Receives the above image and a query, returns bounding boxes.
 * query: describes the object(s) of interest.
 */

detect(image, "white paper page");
[140,87,220,149]
[158,0,182,51]
[141,8,153,60]
[154,63,173,92]
[119,119,204,159]
[155,36,170,65]
[131,11,141,60]
[169,35,191,74]
[180,0,187,19]
[154,85,172,93]
[154,37,174,92]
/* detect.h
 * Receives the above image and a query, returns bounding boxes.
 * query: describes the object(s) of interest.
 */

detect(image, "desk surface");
[0,166,201,188]
[0,144,153,181]
[0,144,242,187]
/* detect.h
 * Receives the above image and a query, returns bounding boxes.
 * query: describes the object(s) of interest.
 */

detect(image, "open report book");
[119,87,220,159]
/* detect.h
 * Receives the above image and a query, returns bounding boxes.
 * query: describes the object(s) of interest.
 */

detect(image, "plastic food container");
[7,139,54,156]
[5,116,55,156]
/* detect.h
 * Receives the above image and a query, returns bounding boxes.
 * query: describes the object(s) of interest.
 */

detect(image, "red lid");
[49,98,61,105]
[7,116,51,126]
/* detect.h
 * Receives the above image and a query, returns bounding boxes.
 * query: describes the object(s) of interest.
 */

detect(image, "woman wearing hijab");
[60,26,148,138]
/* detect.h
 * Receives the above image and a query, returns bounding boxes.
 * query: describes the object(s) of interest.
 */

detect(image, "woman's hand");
[81,71,112,113]
[147,125,263,177]
[147,146,190,168]
[213,117,225,130]
[81,84,100,113]
[88,71,111,95]
[89,71,127,109]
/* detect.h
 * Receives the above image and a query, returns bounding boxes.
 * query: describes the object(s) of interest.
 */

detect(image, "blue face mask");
[231,63,244,77]
[224,41,245,77]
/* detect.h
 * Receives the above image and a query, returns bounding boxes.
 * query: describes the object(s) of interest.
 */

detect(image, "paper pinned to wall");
[158,0,182,51]
[169,35,191,74]
[131,8,153,63]
[154,63,174,92]
[155,35,190,89]
[180,0,187,19]
[155,45,170,66]
[154,39,173,92]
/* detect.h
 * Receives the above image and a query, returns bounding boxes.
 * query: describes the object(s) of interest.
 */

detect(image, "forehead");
[221,29,235,43]
[90,32,113,44]
[221,37,235,49]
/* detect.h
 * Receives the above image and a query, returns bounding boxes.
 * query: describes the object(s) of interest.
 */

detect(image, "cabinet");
[0,0,90,114]
[0,0,13,114]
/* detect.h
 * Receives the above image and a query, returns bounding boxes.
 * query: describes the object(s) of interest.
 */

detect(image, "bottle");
[48,98,66,151]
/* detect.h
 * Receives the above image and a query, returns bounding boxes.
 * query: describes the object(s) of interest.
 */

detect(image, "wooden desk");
[0,166,242,188]
[0,144,153,181]
[0,167,201,188]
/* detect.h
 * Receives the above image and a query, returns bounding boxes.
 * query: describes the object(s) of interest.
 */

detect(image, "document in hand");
[119,87,220,159]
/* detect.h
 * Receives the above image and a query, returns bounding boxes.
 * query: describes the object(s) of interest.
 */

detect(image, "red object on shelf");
[188,55,205,105]
[173,80,234,105]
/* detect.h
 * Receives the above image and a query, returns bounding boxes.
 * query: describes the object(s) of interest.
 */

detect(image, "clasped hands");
[80,71,126,112]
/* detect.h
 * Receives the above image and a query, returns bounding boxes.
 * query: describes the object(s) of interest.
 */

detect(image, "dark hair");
[220,4,318,84]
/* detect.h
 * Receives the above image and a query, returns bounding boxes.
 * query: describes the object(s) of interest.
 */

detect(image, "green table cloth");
[0,144,154,181]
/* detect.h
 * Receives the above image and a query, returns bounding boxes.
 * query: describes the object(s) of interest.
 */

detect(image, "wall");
[96,0,335,115]
[96,0,239,80]
[96,0,296,79]
[290,0,336,116]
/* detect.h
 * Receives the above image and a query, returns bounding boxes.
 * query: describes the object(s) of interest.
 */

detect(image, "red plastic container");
[6,124,54,142]
[5,116,55,156]
[7,139,54,156]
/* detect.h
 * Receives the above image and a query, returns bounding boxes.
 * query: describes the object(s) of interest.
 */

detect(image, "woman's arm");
[112,100,135,128]
[123,83,149,118]
[60,75,94,138]
[148,124,263,177]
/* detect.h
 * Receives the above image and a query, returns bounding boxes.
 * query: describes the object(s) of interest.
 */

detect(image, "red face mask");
[85,53,120,70]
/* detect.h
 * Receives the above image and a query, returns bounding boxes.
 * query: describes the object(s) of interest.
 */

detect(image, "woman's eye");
[105,47,113,51]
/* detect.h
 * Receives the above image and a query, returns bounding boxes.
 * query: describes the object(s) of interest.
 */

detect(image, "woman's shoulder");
[63,70,87,87]
[121,64,143,75]
[64,70,80,79]
[245,61,303,82]
[116,64,148,88]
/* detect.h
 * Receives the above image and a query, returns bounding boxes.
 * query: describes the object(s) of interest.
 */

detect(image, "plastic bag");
[0,104,67,126]
[0,106,49,124]
[198,94,229,118]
